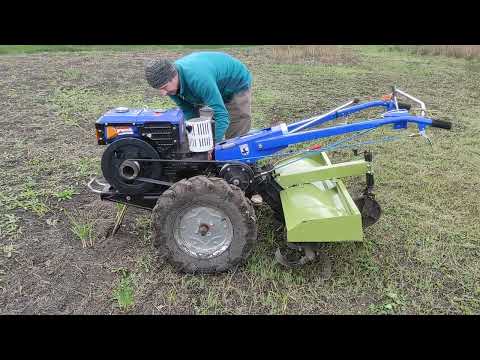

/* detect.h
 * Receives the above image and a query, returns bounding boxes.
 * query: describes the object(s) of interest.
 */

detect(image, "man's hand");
[207,150,213,160]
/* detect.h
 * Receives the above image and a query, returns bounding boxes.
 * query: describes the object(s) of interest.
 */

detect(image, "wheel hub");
[219,164,254,191]
[174,206,233,259]
[198,223,210,236]
[120,160,140,180]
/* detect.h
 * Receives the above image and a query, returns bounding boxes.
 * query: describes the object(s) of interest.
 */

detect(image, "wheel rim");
[174,205,234,259]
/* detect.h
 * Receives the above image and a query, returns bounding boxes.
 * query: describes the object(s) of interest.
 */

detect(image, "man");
[145,51,253,143]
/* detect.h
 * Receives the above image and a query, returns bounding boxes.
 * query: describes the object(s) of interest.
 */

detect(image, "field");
[0,45,479,314]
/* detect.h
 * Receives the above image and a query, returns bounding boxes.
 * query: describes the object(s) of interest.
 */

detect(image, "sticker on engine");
[115,127,134,135]
[239,144,250,156]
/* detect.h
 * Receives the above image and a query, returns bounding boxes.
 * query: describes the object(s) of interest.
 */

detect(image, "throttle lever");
[408,130,433,146]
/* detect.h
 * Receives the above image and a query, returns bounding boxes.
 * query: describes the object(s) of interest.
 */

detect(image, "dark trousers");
[224,88,252,139]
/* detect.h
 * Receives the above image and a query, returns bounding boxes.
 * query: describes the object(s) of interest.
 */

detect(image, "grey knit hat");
[145,59,177,88]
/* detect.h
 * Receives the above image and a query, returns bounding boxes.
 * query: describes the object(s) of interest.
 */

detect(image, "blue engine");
[95,107,186,151]
[95,106,215,194]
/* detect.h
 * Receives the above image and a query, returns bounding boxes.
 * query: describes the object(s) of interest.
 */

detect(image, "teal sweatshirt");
[169,52,252,142]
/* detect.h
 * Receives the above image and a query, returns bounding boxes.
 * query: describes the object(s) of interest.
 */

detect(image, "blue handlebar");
[214,98,450,163]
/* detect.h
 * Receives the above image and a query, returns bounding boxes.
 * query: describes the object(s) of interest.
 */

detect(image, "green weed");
[0,214,21,239]
[195,289,223,315]
[52,187,79,201]
[64,68,83,81]
[70,218,94,248]
[112,268,135,312]
[0,182,49,217]
[76,158,100,178]
[135,254,152,274]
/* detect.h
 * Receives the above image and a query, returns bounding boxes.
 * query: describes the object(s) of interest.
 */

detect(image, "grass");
[386,45,480,60]
[132,215,153,246]
[69,218,94,248]
[112,268,135,312]
[48,87,175,127]
[135,254,152,274]
[263,45,358,65]
[1,45,479,314]
[0,214,22,240]
[0,45,255,55]
[75,158,101,178]
[0,181,49,217]
[52,187,79,201]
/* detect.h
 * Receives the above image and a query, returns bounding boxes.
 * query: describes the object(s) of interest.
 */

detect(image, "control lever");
[408,130,433,146]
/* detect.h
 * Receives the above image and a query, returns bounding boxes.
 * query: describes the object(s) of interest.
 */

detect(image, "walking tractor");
[88,87,452,273]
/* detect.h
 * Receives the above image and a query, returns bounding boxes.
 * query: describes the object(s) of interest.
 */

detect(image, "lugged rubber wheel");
[151,176,258,273]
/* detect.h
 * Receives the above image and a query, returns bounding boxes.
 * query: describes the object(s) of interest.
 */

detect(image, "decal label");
[239,144,250,156]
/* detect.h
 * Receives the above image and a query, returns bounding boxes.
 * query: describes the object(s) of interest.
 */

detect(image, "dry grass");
[261,45,358,65]
[396,45,480,59]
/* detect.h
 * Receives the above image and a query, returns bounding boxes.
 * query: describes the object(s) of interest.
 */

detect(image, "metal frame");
[214,89,439,163]
[274,152,369,188]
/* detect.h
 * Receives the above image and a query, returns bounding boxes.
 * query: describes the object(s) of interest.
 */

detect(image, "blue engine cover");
[96,107,185,147]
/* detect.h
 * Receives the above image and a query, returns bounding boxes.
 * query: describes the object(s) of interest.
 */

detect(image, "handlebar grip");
[431,119,452,130]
